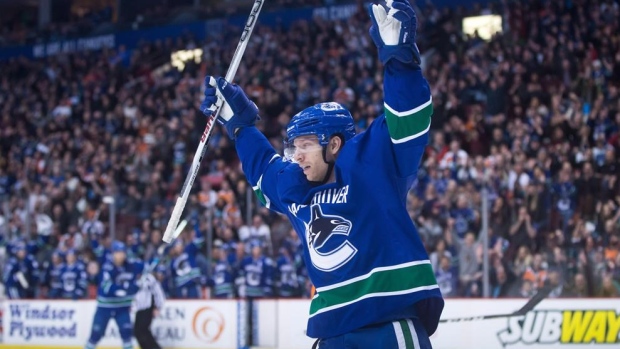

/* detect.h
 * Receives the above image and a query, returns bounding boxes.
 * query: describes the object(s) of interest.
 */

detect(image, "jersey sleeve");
[235,127,293,215]
[382,60,433,178]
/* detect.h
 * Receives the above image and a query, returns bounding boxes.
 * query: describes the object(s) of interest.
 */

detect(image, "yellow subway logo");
[497,310,620,346]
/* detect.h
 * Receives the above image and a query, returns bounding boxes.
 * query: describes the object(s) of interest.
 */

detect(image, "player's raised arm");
[200,76,291,214]
[370,0,432,177]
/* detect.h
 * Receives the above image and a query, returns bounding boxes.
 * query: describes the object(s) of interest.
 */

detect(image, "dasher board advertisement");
[434,298,620,348]
[1,300,238,349]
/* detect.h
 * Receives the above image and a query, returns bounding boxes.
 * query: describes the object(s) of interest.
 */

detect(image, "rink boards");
[0,298,619,348]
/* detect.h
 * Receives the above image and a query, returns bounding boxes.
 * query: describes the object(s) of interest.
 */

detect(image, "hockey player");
[210,242,237,298]
[41,249,64,299]
[237,242,274,298]
[275,246,301,297]
[168,227,203,298]
[3,241,39,299]
[84,241,144,349]
[200,1,443,347]
[60,249,88,300]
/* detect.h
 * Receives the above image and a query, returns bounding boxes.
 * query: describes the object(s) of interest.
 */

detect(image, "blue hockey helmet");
[286,102,356,148]
[111,240,126,253]
[12,240,26,254]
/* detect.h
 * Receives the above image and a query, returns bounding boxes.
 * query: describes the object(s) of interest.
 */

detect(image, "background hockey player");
[209,240,237,299]
[168,225,204,298]
[60,249,88,300]
[3,241,39,299]
[84,240,144,349]
[237,241,274,299]
[199,0,444,347]
[275,246,301,297]
[41,249,64,299]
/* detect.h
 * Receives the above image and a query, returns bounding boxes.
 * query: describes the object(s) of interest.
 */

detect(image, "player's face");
[113,251,126,266]
[252,245,262,258]
[173,242,184,255]
[66,253,76,264]
[289,136,328,182]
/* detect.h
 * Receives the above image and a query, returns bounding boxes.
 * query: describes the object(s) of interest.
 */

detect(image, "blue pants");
[85,306,133,349]
[317,318,432,349]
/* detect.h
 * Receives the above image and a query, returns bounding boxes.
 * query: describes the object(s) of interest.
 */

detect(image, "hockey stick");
[439,284,554,323]
[162,0,265,244]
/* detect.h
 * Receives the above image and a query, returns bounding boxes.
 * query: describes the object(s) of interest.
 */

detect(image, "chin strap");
[308,146,335,186]
[320,146,335,185]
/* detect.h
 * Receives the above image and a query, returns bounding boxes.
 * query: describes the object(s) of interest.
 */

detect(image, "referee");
[134,272,166,349]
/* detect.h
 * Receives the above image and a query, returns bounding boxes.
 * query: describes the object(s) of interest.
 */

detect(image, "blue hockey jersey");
[60,261,88,300]
[169,234,203,294]
[211,259,236,298]
[41,260,64,299]
[235,61,444,338]
[238,255,274,298]
[3,256,39,299]
[275,253,300,297]
[97,259,144,308]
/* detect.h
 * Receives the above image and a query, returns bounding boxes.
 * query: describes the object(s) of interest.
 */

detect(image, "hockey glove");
[200,76,259,139]
[368,0,420,65]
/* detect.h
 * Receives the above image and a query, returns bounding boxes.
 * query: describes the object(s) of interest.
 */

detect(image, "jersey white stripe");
[392,321,407,349]
[315,260,431,292]
[406,319,421,349]
[390,123,431,144]
[384,97,432,117]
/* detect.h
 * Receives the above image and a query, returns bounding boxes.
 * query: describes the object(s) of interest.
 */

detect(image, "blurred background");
[0,0,619,307]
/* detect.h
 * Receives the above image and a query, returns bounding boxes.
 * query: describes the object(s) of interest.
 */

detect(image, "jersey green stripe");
[97,296,133,303]
[309,262,437,316]
[399,320,415,349]
[384,101,433,143]
[253,187,267,206]
[253,175,271,208]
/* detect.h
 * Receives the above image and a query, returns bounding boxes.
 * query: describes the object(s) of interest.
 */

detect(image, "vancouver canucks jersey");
[238,255,274,298]
[60,261,88,300]
[3,255,39,299]
[97,259,144,308]
[170,233,203,293]
[275,253,300,297]
[41,260,64,299]
[211,259,236,298]
[235,61,443,339]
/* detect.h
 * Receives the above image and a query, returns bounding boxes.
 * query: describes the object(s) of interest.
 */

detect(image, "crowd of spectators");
[1,0,620,301]
[0,0,352,48]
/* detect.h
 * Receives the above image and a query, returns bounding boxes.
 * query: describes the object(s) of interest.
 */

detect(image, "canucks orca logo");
[304,205,357,271]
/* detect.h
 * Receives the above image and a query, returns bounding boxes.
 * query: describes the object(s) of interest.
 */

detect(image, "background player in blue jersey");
[41,249,64,299]
[209,241,237,298]
[237,242,274,299]
[275,246,301,297]
[60,249,88,300]
[84,240,144,349]
[3,241,39,299]
[200,1,444,347]
[168,226,204,298]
